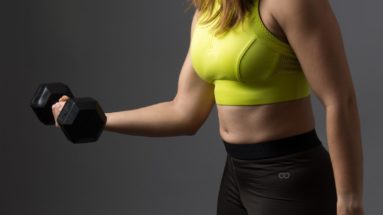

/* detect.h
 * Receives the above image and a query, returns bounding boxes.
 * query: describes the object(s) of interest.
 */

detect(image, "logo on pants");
[278,172,290,179]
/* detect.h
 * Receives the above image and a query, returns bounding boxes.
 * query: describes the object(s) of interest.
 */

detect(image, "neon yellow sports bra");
[190,0,311,105]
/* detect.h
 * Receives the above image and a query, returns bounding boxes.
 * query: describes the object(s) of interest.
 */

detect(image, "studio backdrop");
[1,0,381,214]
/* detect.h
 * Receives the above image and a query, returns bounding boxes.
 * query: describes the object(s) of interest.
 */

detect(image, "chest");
[190,17,282,84]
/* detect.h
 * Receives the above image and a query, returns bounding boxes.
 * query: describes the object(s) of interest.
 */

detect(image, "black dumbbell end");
[57,97,106,143]
[31,82,74,125]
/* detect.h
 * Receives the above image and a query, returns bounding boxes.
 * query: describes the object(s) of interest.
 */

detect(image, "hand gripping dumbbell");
[30,82,106,143]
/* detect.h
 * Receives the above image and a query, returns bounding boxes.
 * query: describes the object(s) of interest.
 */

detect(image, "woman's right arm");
[102,10,215,137]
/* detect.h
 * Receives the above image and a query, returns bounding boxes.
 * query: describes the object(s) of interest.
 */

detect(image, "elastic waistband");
[222,129,322,160]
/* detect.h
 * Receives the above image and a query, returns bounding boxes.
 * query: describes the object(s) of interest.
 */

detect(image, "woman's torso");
[217,96,315,144]
[202,0,315,144]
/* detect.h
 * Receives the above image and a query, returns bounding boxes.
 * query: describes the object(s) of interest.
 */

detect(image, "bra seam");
[235,36,258,82]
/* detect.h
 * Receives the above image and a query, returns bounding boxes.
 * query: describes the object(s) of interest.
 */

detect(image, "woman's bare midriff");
[216,95,316,144]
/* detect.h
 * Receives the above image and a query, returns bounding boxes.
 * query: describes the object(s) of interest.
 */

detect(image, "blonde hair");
[187,0,255,36]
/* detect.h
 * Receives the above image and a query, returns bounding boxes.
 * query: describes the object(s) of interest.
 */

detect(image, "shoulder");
[191,9,202,38]
[268,0,333,30]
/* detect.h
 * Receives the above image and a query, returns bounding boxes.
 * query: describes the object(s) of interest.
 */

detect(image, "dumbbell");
[30,82,106,143]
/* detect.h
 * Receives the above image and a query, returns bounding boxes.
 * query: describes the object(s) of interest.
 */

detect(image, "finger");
[52,105,57,125]
[55,102,66,127]
[51,103,61,127]
[53,101,64,109]
[59,95,70,102]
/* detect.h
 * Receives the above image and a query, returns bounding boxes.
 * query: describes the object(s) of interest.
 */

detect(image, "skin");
[52,0,363,214]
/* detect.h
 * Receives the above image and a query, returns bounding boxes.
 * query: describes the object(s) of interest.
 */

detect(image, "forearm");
[325,101,363,204]
[104,100,195,137]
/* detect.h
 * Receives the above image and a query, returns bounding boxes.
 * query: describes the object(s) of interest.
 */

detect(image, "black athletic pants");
[217,129,337,215]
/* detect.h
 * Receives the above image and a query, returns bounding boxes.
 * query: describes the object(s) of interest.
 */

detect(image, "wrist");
[337,202,364,215]
[337,193,363,210]
[337,192,363,201]
[104,112,112,131]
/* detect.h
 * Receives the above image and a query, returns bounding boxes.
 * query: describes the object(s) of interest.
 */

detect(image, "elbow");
[183,123,200,136]
[324,91,358,111]
[185,128,198,136]
[182,118,204,136]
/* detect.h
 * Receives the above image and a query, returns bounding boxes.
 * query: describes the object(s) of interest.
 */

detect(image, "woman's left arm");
[272,0,364,214]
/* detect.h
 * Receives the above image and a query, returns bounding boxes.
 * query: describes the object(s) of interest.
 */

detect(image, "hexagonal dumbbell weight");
[30,82,75,125]
[31,83,106,143]
[57,97,106,143]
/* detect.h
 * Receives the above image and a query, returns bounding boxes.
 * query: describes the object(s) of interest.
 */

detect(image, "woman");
[52,0,364,214]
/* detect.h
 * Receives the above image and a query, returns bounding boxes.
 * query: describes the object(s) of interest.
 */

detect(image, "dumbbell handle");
[56,98,74,125]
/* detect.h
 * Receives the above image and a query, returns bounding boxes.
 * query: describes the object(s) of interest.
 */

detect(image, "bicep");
[172,9,215,128]
[275,0,356,107]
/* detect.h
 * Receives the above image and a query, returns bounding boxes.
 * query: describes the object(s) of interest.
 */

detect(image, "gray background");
[1,0,381,214]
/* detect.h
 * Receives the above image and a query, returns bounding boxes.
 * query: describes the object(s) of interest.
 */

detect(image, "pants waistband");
[222,129,322,160]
